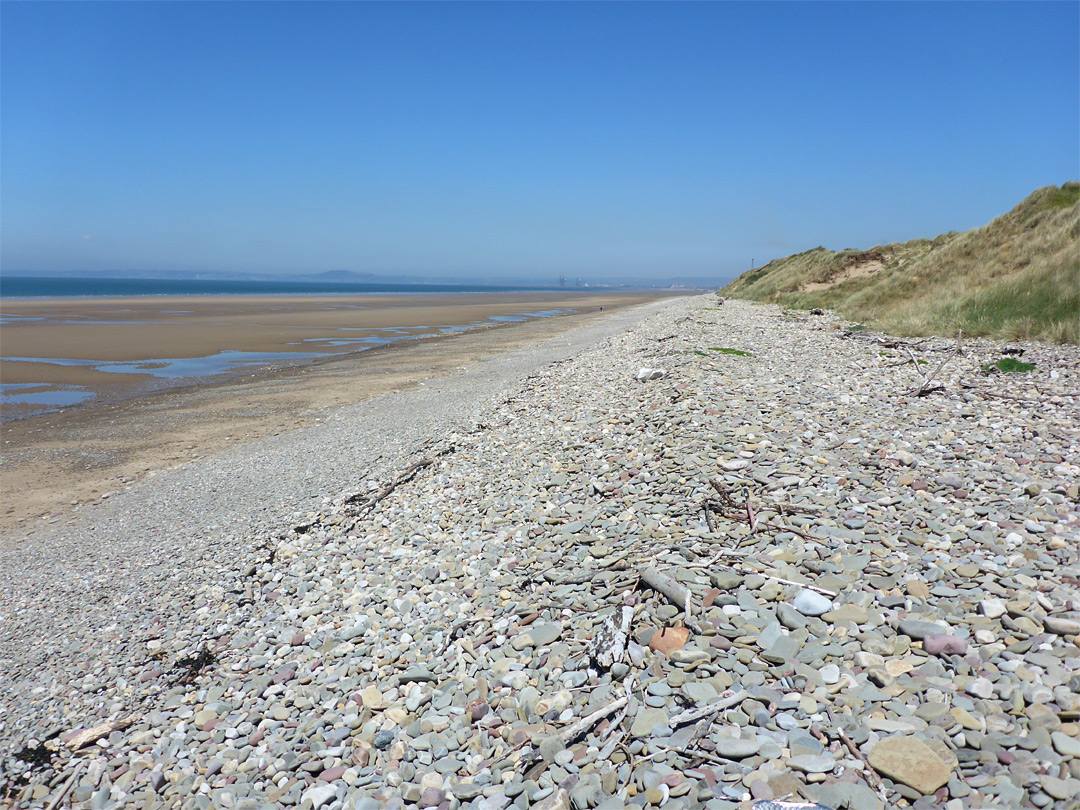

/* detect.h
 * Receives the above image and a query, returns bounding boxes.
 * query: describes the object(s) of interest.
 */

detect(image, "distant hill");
[722,183,1079,343]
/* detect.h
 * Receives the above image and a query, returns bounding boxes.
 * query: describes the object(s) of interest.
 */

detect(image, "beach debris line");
[343,444,457,518]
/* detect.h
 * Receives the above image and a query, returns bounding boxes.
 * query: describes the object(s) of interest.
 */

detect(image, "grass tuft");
[983,357,1036,373]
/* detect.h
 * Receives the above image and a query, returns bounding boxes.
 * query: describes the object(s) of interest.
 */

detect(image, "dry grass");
[723,183,1080,343]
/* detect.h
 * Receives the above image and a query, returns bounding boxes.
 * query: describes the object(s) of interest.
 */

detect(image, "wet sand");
[1,291,649,419]
[0,292,673,532]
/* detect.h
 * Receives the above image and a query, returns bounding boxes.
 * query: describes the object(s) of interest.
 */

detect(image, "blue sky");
[2,2,1077,284]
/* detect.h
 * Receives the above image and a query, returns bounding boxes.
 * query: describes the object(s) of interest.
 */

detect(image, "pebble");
[3,296,1078,810]
[792,589,833,616]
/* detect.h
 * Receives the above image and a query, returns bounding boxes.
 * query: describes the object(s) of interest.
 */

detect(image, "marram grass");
[722,183,1080,344]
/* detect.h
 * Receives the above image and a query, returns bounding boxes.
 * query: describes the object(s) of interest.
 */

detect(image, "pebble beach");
[2,294,1078,810]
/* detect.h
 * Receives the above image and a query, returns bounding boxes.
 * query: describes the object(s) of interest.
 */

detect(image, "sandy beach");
[1,292,661,419]
[0,291,670,532]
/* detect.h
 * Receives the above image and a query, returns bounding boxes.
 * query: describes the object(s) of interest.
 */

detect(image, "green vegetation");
[691,347,754,358]
[983,357,1036,373]
[721,183,1080,343]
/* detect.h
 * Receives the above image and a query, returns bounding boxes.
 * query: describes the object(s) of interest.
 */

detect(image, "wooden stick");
[642,746,736,766]
[744,487,757,533]
[44,761,85,810]
[558,696,629,745]
[838,727,886,795]
[639,567,701,632]
[62,717,135,750]
[728,564,837,597]
[756,500,826,514]
[903,347,929,385]
[763,519,816,542]
[669,689,747,726]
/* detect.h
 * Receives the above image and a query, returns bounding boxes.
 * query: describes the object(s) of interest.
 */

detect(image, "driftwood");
[639,567,702,633]
[838,727,886,794]
[346,458,435,514]
[904,337,960,397]
[44,762,85,810]
[558,696,628,746]
[706,480,821,544]
[345,446,455,515]
[758,500,826,515]
[61,717,135,750]
[732,567,837,598]
[590,605,634,668]
[668,689,747,726]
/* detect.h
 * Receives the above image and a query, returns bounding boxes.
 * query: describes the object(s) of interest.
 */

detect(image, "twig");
[837,727,886,796]
[761,519,816,542]
[345,446,454,515]
[903,347,929,385]
[757,500,826,514]
[597,675,636,759]
[683,547,749,570]
[642,746,737,766]
[669,689,747,726]
[688,710,719,746]
[557,696,629,745]
[905,343,957,397]
[44,761,85,810]
[727,565,837,597]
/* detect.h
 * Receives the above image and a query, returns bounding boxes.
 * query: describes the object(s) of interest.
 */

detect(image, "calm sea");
[0,276,557,298]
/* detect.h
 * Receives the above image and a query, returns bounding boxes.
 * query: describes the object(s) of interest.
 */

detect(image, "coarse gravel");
[2,294,1078,810]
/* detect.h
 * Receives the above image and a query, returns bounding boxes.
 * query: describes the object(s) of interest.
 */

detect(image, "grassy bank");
[722,183,1080,343]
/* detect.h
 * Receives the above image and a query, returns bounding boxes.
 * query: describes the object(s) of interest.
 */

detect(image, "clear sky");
[2,1,1077,285]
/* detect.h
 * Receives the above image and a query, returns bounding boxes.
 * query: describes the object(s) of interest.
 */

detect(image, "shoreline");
[1,290,667,422]
[0,295,671,534]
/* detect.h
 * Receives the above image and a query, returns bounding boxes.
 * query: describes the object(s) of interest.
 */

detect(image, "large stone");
[360,686,388,710]
[868,736,954,795]
[761,634,799,665]
[532,789,571,810]
[822,604,869,623]
[788,753,835,774]
[1044,616,1080,636]
[1051,731,1080,757]
[713,736,762,759]
[923,634,968,656]
[511,622,562,650]
[897,618,949,639]
[302,784,338,809]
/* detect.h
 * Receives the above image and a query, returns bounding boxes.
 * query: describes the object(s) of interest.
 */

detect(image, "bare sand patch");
[801,252,886,292]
